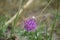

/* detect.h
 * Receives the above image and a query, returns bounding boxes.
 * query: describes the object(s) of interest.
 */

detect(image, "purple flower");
[24,18,36,31]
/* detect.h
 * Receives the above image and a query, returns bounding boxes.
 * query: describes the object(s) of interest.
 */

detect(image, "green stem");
[50,0,59,40]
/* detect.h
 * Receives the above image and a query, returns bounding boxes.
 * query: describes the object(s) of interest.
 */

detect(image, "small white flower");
[32,16,36,19]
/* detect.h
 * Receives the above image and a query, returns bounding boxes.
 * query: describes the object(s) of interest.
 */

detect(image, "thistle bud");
[24,17,36,31]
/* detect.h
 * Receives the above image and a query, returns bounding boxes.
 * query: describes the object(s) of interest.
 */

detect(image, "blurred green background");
[0,0,60,40]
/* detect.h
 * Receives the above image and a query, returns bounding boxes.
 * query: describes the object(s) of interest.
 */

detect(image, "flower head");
[24,17,36,31]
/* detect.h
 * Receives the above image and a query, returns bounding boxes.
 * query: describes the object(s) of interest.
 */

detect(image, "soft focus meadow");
[0,0,60,40]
